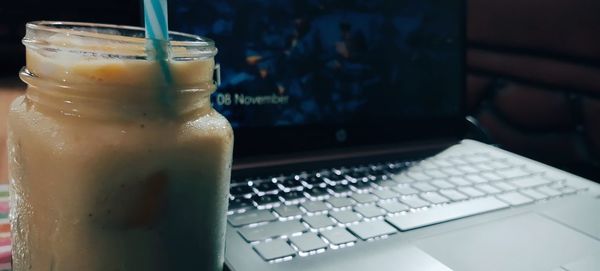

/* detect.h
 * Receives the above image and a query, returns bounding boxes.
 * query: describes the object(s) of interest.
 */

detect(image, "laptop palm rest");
[416,212,600,271]
[542,195,600,240]
[294,245,452,271]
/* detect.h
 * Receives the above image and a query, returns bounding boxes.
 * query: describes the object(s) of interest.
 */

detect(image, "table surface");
[0,79,26,185]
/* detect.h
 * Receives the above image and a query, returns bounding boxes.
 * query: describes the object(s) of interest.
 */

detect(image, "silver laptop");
[170,1,600,270]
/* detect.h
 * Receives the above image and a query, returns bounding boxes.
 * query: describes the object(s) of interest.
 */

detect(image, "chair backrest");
[466,0,600,180]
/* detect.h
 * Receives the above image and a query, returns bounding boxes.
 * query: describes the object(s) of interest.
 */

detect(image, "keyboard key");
[230,185,254,196]
[254,239,296,261]
[303,214,336,229]
[373,178,398,188]
[537,186,561,197]
[330,210,361,224]
[348,168,369,179]
[229,209,277,226]
[279,178,303,189]
[391,174,415,184]
[412,182,437,192]
[431,158,453,168]
[521,189,549,200]
[417,160,438,170]
[543,172,567,182]
[371,188,399,199]
[431,180,454,189]
[328,185,351,195]
[441,167,464,176]
[458,187,485,197]
[401,196,430,208]
[496,192,534,206]
[320,227,357,245]
[386,165,407,175]
[473,163,495,171]
[439,189,468,201]
[279,191,305,202]
[374,177,394,187]
[255,181,280,193]
[480,172,503,181]
[324,173,346,183]
[354,204,385,218]
[447,177,471,186]
[567,180,590,191]
[270,176,287,182]
[273,205,303,218]
[289,233,327,252]
[368,165,388,175]
[254,194,281,206]
[313,171,328,178]
[465,175,488,184]
[475,184,502,194]
[350,193,378,204]
[421,192,450,204]
[301,200,329,213]
[447,157,468,165]
[425,169,447,179]
[374,173,393,181]
[346,176,366,184]
[407,171,431,182]
[305,187,328,198]
[230,179,245,185]
[510,176,550,189]
[488,160,512,170]
[348,220,397,240]
[303,176,326,186]
[327,197,355,208]
[492,181,517,192]
[239,220,306,242]
[350,181,372,191]
[334,167,351,175]
[323,177,348,186]
[386,197,509,231]
[496,167,530,179]
[229,197,254,211]
[377,201,409,213]
[550,182,579,194]
[558,180,589,193]
[457,165,479,174]
[556,185,577,195]
[463,154,491,163]
[292,171,316,180]
[392,185,419,195]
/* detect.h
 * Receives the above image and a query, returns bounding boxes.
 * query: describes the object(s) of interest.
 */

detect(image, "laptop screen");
[171,0,463,130]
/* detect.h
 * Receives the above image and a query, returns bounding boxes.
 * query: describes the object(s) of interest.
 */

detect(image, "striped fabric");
[0,185,10,270]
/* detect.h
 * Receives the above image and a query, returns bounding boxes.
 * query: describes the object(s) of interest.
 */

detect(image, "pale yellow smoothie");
[8,22,233,271]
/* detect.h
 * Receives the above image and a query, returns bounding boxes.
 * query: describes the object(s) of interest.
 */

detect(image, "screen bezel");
[168,0,467,159]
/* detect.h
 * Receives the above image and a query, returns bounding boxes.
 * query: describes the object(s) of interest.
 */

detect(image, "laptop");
[170,1,600,270]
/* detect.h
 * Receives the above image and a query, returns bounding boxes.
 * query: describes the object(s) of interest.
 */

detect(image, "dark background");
[0,0,141,76]
[1,0,599,181]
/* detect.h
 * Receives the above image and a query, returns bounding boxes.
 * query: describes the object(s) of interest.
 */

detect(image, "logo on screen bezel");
[335,129,348,143]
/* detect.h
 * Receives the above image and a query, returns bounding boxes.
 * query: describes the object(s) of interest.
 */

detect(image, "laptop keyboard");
[227,152,587,262]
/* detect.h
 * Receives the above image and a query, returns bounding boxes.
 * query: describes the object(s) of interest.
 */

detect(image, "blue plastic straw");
[144,0,173,106]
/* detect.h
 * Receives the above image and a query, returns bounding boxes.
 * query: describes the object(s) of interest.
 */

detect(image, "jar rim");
[24,21,217,59]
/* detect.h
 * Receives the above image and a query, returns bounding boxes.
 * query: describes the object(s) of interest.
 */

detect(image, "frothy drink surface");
[9,30,233,270]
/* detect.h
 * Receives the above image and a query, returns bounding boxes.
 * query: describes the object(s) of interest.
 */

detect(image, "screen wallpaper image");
[172,0,462,128]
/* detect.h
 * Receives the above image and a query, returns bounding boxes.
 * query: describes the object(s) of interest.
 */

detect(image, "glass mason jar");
[8,21,233,271]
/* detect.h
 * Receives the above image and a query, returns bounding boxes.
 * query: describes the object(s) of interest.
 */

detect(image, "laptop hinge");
[232,138,458,176]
